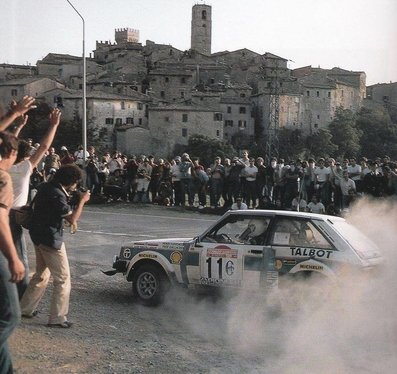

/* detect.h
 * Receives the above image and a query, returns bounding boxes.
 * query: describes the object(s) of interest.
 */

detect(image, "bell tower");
[191,4,212,55]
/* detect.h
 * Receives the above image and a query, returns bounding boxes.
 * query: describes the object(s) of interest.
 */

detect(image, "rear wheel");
[132,264,169,306]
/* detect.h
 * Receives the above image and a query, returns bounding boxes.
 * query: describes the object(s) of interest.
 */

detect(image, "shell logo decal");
[170,251,182,264]
[275,259,283,270]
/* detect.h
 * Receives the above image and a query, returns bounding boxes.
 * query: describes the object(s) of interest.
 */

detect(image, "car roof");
[224,209,345,222]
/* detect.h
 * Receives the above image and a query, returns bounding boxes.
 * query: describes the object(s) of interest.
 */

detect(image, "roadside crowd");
[29,143,397,215]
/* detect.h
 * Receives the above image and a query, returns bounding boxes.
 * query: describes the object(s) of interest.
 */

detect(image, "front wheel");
[132,264,169,306]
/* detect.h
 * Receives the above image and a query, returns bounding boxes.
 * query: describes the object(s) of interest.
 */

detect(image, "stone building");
[0,77,64,105]
[0,63,37,81]
[38,88,149,150]
[120,101,224,156]
[366,82,397,107]
[191,4,212,55]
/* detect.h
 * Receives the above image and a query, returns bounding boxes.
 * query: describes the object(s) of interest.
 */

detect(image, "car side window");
[202,216,271,245]
[269,218,332,249]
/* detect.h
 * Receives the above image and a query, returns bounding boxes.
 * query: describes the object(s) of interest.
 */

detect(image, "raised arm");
[0,96,36,132]
[29,108,62,168]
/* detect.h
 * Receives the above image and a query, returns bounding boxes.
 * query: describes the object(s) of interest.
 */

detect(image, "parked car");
[104,210,383,306]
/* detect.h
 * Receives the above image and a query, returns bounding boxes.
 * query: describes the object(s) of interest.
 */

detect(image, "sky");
[1,0,396,86]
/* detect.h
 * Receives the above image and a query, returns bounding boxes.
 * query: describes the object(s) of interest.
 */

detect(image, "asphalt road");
[11,203,397,374]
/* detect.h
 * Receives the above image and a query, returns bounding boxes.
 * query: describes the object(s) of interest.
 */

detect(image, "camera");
[69,187,88,208]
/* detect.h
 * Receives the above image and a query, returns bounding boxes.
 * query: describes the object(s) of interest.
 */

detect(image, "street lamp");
[66,0,87,161]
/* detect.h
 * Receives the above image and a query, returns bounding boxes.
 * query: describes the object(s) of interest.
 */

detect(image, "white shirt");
[9,159,32,208]
[314,166,330,182]
[347,164,362,181]
[307,201,325,214]
[171,163,181,182]
[244,165,258,181]
[231,201,248,210]
[339,178,356,196]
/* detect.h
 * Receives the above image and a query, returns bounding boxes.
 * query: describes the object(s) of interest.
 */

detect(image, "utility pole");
[66,0,87,162]
[262,55,282,163]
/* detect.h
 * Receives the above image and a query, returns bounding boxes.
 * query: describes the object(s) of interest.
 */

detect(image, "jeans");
[0,253,20,374]
[9,211,29,299]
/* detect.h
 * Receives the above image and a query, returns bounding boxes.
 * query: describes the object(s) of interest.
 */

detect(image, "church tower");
[191,4,212,55]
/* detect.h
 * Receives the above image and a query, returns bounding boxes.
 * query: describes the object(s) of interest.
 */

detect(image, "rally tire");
[132,264,169,306]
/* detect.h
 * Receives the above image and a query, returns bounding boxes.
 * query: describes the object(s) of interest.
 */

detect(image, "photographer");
[20,164,90,328]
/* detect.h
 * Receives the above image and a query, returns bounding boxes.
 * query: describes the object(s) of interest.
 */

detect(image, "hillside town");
[1,3,395,158]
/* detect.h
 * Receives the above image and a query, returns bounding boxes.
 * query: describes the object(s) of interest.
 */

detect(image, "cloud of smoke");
[228,197,397,373]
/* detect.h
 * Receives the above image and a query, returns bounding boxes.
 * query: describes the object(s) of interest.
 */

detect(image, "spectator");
[291,193,307,212]
[59,146,75,165]
[362,161,383,197]
[192,158,209,208]
[9,108,62,299]
[265,157,277,201]
[306,195,325,214]
[107,151,123,174]
[256,157,267,202]
[171,157,183,206]
[273,158,286,206]
[73,145,88,169]
[209,156,225,208]
[97,156,110,195]
[347,158,362,192]
[231,197,248,210]
[313,158,330,205]
[0,131,25,373]
[227,157,245,205]
[337,170,356,210]
[43,147,61,180]
[104,169,126,202]
[179,153,194,206]
[330,162,344,213]
[243,158,258,208]
[85,146,100,194]
[20,164,90,328]
[134,158,152,203]
[283,160,302,209]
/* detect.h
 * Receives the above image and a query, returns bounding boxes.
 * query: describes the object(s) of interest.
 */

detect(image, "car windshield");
[331,220,381,260]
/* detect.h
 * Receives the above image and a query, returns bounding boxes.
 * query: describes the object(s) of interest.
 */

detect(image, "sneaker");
[22,310,39,318]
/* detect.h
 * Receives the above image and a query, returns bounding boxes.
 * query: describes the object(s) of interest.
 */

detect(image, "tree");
[277,128,306,161]
[356,107,397,159]
[174,134,236,167]
[19,103,83,151]
[328,107,361,159]
[305,128,337,160]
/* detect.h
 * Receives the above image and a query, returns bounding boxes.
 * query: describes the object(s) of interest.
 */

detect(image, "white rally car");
[104,210,383,306]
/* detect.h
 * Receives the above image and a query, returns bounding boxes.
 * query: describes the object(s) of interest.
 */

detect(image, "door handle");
[251,249,263,254]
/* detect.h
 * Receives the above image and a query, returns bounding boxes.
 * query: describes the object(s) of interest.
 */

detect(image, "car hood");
[124,238,194,251]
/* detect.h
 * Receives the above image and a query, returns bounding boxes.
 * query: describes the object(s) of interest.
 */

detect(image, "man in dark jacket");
[20,165,90,328]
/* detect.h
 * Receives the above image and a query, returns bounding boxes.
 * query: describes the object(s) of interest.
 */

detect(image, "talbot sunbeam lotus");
[104,210,383,306]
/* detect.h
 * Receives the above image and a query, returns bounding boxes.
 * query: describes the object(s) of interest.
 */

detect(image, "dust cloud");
[168,197,397,373]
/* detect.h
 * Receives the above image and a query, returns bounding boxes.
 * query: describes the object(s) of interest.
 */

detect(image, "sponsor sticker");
[300,264,324,270]
[207,246,238,259]
[138,253,158,259]
[170,251,182,264]
[123,248,131,259]
[291,247,333,259]
[275,259,283,270]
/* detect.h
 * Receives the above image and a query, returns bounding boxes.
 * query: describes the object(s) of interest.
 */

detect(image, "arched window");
[202,10,207,20]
